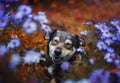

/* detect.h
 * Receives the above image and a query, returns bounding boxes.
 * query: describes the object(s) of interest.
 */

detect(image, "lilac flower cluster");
[62,19,120,83]
[0,35,43,71]
[0,3,52,36]
[0,3,51,72]
[34,12,52,39]
[12,4,32,24]
[95,19,120,66]
[62,69,111,83]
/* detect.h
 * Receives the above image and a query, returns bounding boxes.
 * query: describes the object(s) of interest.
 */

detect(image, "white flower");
[23,50,41,64]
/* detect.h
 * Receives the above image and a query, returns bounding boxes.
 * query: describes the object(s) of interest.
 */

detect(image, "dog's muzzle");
[54,47,62,56]
[52,47,62,64]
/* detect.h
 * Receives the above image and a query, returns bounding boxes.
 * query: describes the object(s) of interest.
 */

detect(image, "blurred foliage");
[0,0,120,83]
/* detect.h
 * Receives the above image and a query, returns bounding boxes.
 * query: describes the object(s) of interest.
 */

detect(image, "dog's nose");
[54,47,62,56]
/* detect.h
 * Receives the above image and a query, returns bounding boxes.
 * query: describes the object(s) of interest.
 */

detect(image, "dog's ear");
[45,29,57,40]
[73,35,86,48]
[47,29,57,41]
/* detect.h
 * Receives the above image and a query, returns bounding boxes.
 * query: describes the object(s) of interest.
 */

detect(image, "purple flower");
[114,59,120,68]
[23,50,41,64]
[104,52,117,63]
[115,71,120,83]
[41,24,52,32]
[22,19,37,34]
[104,38,114,46]
[0,16,9,29]
[94,22,108,32]
[33,11,52,39]
[89,58,96,65]
[41,24,52,39]
[12,11,24,24]
[0,3,5,18]
[61,61,71,71]
[106,47,114,53]
[116,31,120,41]
[0,44,8,56]
[96,40,107,51]
[77,78,89,83]
[62,79,74,83]
[34,11,48,24]
[28,14,33,18]
[5,0,19,2]
[18,5,32,15]
[101,30,113,38]
[9,53,21,70]
[89,69,110,83]
[83,21,93,25]
[80,30,89,36]
[7,37,21,49]
[111,19,120,31]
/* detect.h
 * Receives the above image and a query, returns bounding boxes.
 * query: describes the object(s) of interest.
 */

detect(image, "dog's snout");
[54,47,62,56]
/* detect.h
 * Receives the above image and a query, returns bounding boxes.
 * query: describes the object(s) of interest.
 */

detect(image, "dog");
[45,30,86,83]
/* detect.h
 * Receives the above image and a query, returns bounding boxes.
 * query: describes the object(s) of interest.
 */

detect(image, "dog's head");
[47,30,85,64]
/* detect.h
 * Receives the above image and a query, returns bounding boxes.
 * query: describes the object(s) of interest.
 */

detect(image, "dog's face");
[48,30,85,64]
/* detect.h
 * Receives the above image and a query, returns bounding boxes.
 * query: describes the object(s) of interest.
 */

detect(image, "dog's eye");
[52,37,59,45]
[65,39,72,49]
